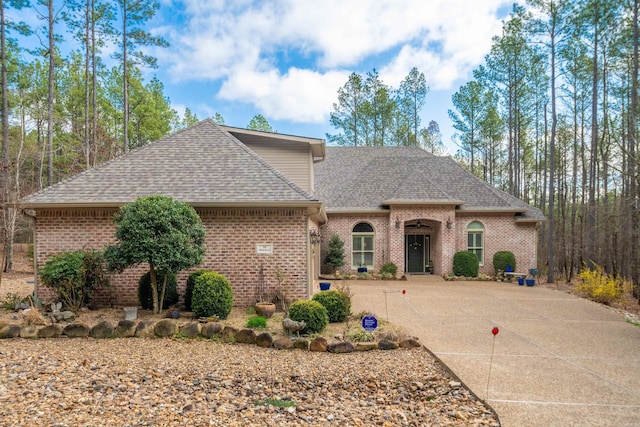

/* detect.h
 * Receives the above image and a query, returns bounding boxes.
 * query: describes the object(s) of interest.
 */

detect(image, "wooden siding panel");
[246,143,312,192]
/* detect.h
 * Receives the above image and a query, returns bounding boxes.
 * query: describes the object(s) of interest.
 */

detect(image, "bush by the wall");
[578,263,628,304]
[312,290,351,322]
[493,251,516,274]
[192,271,233,319]
[453,251,479,277]
[138,271,178,310]
[288,300,329,334]
[379,262,398,277]
[40,249,110,311]
[185,270,210,311]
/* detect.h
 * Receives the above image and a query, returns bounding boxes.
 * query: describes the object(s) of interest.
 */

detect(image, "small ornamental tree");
[325,234,345,273]
[104,195,206,314]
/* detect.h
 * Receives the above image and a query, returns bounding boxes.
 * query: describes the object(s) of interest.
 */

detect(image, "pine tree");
[325,234,345,273]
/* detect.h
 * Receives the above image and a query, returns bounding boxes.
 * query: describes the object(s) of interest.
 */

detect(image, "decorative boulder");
[255,332,274,348]
[114,320,137,338]
[328,341,355,353]
[0,325,21,338]
[90,321,115,338]
[399,338,421,348]
[293,339,309,350]
[378,339,399,350]
[201,322,223,339]
[180,322,202,338]
[63,323,90,338]
[221,326,238,340]
[309,337,328,352]
[235,329,256,344]
[154,319,177,337]
[355,342,378,351]
[19,325,39,339]
[135,320,155,338]
[38,324,63,338]
[273,337,293,350]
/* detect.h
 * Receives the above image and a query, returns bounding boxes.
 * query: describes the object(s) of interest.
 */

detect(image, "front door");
[406,235,430,273]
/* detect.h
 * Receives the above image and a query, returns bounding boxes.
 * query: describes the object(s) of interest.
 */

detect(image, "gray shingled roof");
[314,146,544,222]
[21,119,318,207]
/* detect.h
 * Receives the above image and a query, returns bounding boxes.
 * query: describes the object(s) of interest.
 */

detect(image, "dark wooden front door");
[406,235,430,273]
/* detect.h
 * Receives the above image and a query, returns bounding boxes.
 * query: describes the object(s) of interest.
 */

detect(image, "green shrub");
[453,251,479,277]
[312,290,351,322]
[192,271,233,319]
[138,271,179,310]
[40,249,110,311]
[325,234,345,272]
[288,300,329,334]
[246,315,267,329]
[185,270,210,311]
[493,251,516,274]
[379,262,398,276]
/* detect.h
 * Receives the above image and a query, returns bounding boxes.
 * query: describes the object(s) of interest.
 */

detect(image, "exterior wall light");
[309,229,321,245]
[446,218,452,229]
[395,217,401,229]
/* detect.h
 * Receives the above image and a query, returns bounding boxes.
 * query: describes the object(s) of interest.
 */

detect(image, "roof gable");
[22,119,318,208]
[314,146,544,221]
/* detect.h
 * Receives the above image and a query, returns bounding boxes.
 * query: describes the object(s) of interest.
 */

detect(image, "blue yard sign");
[361,314,378,332]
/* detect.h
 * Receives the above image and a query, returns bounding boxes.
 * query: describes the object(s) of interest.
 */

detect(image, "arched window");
[352,222,374,269]
[467,221,484,265]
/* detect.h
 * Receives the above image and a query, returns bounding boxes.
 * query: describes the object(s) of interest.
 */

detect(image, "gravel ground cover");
[0,339,498,426]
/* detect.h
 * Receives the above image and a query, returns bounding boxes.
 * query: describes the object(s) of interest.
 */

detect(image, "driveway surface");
[347,276,640,426]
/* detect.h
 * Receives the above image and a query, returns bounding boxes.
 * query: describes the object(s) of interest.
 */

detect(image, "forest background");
[1,0,639,297]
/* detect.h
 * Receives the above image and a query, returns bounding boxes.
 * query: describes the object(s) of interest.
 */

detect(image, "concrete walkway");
[346,277,640,426]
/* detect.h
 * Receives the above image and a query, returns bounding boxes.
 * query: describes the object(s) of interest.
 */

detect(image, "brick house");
[21,120,542,307]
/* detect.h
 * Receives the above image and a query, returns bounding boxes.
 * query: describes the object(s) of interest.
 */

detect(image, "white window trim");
[467,222,484,266]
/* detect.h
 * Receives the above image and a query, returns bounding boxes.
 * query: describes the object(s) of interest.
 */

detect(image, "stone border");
[0,319,423,353]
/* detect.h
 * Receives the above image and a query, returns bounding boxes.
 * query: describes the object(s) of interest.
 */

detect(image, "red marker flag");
[492,327,499,336]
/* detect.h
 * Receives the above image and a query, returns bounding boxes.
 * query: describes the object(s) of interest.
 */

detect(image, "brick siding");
[34,208,310,308]
[320,208,538,276]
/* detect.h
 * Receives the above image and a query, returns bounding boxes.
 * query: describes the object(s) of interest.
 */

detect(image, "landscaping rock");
[355,342,378,351]
[63,323,90,338]
[154,319,177,337]
[293,338,309,350]
[399,338,421,348]
[38,324,63,338]
[255,332,273,348]
[328,341,355,353]
[180,322,202,338]
[309,336,328,352]
[221,326,238,340]
[273,337,293,350]
[378,339,399,350]
[135,320,155,338]
[19,325,39,339]
[114,320,137,338]
[90,321,115,338]
[0,320,7,330]
[201,322,223,338]
[234,329,256,344]
[0,325,21,338]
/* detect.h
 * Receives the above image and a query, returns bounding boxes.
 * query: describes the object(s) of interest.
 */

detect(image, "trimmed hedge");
[138,271,179,310]
[192,271,233,319]
[288,300,329,334]
[185,270,210,311]
[453,251,479,277]
[312,290,351,322]
[493,251,516,274]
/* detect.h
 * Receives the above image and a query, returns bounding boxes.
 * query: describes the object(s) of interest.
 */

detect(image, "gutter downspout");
[22,209,37,300]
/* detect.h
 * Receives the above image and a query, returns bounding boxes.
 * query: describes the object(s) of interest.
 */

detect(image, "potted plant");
[254,264,276,318]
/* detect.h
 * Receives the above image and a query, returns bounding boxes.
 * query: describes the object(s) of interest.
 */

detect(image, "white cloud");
[156,0,512,123]
[218,67,347,122]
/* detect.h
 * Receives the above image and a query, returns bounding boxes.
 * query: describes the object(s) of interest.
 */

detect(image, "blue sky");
[27,0,516,154]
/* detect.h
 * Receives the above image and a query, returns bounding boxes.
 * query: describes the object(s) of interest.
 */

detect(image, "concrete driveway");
[347,276,640,426]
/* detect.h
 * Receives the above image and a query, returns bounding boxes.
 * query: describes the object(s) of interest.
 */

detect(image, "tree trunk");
[47,0,55,187]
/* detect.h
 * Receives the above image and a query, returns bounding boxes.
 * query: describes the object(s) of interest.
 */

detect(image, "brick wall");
[34,208,310,308]
[320,208,538,276]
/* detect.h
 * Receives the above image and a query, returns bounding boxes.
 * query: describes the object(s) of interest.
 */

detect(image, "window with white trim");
[352,222,374,269]
[467,221,484,265]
